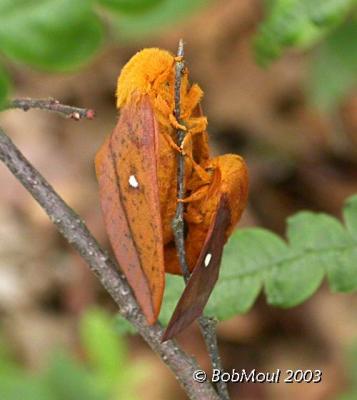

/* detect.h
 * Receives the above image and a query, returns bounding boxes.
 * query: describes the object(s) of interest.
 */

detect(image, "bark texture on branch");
[6,98,95,120]
[0,126,219,400]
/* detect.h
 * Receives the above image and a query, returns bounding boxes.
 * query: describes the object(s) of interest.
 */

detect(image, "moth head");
[116,48,175,109]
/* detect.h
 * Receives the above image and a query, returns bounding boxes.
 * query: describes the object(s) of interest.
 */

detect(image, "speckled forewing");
[95,96,165,324]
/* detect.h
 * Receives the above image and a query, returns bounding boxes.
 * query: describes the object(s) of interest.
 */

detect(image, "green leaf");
[80,309,144,400]
[267,212,348,304]
[98,0,164,15]
[254,0,356,65]
[286,212,350,250]
[208,229,287,318]
[159,229,287,324]
[0,65,11,108]
[159,273,185,326]
[0,0,103,72]
[309,21,357,109]
[109,0,210,38]
[206,195,357,320]
[118,195,357,334]
[45,351,106,400]
[80,308,127,390]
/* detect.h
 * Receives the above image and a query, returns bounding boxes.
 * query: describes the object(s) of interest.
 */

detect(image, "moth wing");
[162,195,231,341]
[95,96,164,324]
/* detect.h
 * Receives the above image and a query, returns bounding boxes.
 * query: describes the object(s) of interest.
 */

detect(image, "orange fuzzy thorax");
[116,48,205,128]
[117,48,174,108]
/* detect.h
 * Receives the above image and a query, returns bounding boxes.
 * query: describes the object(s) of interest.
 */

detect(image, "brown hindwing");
[162,195,231,340]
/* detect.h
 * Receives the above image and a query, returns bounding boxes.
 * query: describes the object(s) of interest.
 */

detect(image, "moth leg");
[182,83,203,119]
[174,55,184,63]
[184,208,203,224]
[154,94,171,117]
[182,146,212,184]
[178,184,209,203]
[169,113,186,131]
[153,94,186,131]
[180,119,207,154]
[161,130,182,153]
[186,116,208,134]
[189,158,212,184]
[163,124,208,167]
[160,130,203,162]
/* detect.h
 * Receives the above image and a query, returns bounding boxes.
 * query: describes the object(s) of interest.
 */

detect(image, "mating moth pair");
[95,48,248,340]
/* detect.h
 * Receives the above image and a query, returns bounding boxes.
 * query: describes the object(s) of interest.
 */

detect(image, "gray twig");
[172,38,190,281]
[5,98,95,120]
[199,316,230,400]
[0,126,219,400]
[171,40,230,400]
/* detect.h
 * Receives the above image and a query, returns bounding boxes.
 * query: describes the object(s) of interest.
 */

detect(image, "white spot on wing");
[204,253,212,267]
[128,175,139,188]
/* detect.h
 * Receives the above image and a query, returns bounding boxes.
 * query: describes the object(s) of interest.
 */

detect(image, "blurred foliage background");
[0,0,357,399]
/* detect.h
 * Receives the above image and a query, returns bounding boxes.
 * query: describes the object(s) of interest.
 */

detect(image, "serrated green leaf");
[202,195,357,320]
[0,0,103,72]
[265,252,325,307]
[327,247,357,292]
[80,308,127,390]
[207,229,287,318]
[285,205,357,294]
[309,20,357,109]
[126,195,357,330]
[0,65,11,108]
[254,0,356,65]
[287,211,350,250]
[110,0,210,38]
[207,275,261,318]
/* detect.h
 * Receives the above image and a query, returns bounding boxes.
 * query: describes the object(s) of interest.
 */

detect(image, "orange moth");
[162,155,248,339]
[95,48,248,339]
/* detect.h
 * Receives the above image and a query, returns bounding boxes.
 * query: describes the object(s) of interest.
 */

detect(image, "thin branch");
[171,41,230,400]
[172,38,190,281]
[198,317,230,400]
[0,126,219,400]
[5,98,95,120]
